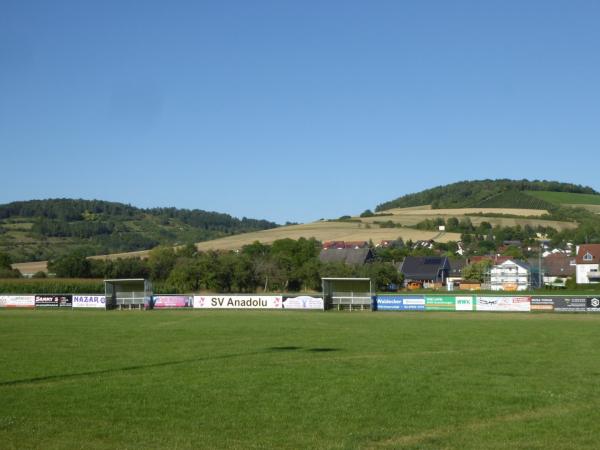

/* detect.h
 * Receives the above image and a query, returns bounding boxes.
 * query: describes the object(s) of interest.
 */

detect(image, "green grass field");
[2,310,600,449]
[526,190,600,206]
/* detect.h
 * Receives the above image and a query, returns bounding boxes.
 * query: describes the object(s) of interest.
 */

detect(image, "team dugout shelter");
[321,277,373,311]
[104,278,153,310]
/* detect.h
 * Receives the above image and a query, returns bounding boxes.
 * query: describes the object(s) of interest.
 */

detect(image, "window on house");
[584,252,593,261]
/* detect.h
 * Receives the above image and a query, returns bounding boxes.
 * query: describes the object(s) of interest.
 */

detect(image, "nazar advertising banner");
[72,295,106,308]
[193,295,283,309]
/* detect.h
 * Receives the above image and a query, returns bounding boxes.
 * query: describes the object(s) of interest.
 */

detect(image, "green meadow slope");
[376,179,599,211]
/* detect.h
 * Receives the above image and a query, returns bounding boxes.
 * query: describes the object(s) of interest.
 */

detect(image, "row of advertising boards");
[0,295,107,308]
[374,295,600,312]
[0,295,325,310]
[2,294,600,312]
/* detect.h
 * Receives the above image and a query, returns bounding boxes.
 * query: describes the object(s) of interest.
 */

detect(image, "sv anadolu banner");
[193,295,283,309]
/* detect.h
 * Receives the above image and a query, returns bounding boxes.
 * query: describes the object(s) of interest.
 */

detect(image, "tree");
[0,251,12,269]
[231,254,257,292]
[361,262,402,291]
[446,217,460,231]
[147,246,177,280]
[461,260,492,282]
[477,240,497,253]
[0,251,21,278]
[297,259,322,291]
[177,243,198,259]
[166,257,203,292]
[502,245,524,259]
[49,250,92,278]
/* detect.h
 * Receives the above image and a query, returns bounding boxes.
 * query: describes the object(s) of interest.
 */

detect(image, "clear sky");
[1,0,599,224]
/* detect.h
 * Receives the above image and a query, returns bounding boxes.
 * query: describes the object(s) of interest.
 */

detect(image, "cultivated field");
[365,208,577,230]
[10,205,580,275]
[87,206,576,257]
[381,206,550,216]
[1,310,600,449]
[83,221,460,261]
[194,221,460,252]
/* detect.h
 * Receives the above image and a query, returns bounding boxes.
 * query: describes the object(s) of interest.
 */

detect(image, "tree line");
[0,199,280,263]
[376,179,598,211]
[46,238,403,294]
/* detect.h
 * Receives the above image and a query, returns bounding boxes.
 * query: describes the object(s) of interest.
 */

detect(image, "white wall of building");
[576,264,600,284]
[490,260,529,291]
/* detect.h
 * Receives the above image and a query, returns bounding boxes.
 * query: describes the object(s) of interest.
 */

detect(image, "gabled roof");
[576,244,600,264]
[319,248,374,266]
[400,256,449,280]
[494,259,530,270]
[448,259,467,276]
[543,254,576,276]
[469,255,512,265]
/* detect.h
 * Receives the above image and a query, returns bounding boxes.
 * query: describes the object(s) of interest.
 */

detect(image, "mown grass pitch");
[1,310,600,449]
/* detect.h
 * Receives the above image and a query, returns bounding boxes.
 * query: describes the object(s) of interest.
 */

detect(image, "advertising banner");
[375,296,425,311]
[455,296,475,311]
[193,295,283,309]
[425,296,455,311]
[476,296,531,312]
[552,297,587,313]
[587,297,600,312]
[0,295,35,308]
[530,298,555,311]
[283,296,324,310]
[35,295,72,308]
[72,295,106,309]
[152,296,192,309]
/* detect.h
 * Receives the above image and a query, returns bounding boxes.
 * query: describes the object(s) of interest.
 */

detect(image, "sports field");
[2,310,600,449]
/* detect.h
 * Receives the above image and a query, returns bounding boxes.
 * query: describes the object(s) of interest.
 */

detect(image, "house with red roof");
[575,244,600,284]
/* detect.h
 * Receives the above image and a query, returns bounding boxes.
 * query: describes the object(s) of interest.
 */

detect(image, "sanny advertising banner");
[193,295,283,309]
[375,296,425,311]
[476,296,531,312]
[152,296,192,308]
[0,295,35,308]
[72,295,106,308]
[35,295,72,308]
[282,296,324,310]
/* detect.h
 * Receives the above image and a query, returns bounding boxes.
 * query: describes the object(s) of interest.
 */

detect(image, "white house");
[575,244,600,284]
[490,259,531,291]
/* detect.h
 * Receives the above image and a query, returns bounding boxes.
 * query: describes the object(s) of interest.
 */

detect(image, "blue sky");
[1,0,599,223]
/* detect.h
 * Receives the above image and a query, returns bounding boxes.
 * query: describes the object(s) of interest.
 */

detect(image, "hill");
[0,199,278,263]
[12,220,462,274]
[376,179,599,211]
